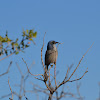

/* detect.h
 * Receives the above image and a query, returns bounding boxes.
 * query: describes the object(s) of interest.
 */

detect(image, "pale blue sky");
[0,0,100,100]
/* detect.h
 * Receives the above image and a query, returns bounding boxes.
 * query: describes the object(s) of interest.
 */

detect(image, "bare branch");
[55,43,94,92]
[63,67,69,82]
[8,77,13,100]
[0,53,14,62]
[67,68,88,82]
[0,61,12,77]
[22,58,43,77]
[41,32,46,70]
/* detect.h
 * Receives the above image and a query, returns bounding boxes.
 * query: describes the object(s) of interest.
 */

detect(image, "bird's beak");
[55,42,59,44]
[56,42,64,44]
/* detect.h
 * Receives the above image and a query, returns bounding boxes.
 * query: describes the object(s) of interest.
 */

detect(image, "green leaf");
[32,32,37,38]
[29,38,33,41]
[25,45,29,48]
[15,51,19,55]
[11,42,14,46]
[7,38,12,42]
[2,38,7,42]
[29,30,33,34]
[29,33,32,38]
[0,36,3,42]
[11,42,14,50]
[14,43,18,47]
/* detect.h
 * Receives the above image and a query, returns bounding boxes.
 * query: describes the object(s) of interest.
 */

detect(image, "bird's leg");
[54,64,57,87]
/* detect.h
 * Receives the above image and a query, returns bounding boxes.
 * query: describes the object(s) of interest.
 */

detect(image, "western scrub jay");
[45,40,59,70]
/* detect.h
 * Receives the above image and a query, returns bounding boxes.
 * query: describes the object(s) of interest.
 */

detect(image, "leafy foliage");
[0,29,37,56]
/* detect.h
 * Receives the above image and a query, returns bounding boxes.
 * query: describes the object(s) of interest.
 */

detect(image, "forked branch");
[40,33,93,100]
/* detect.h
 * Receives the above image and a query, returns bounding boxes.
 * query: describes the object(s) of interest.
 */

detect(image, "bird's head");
[47,40,59,50]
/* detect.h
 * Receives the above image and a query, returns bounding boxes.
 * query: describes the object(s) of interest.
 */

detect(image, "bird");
[45,40,59,70]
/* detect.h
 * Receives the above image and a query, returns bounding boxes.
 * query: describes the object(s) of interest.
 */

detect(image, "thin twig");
[41,32,46,70]
[8,77,13,100]
[0,53,14,62]
[68,43,94,81]
[63,67,69,82]
[67,69,88,82]
[0,61,12,77]
[22,58,43,77]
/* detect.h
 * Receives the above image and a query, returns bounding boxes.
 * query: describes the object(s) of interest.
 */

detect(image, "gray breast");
[45,49,58,66]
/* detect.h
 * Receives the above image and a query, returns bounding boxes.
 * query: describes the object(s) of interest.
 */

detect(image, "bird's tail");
[44,65,48,82]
